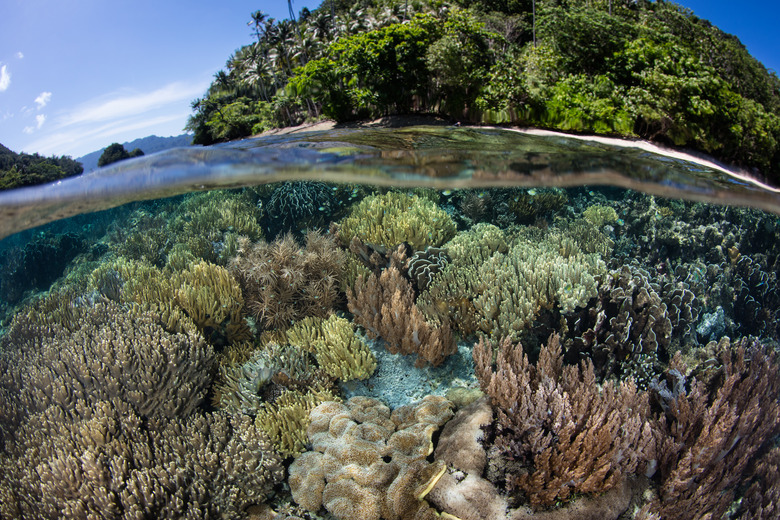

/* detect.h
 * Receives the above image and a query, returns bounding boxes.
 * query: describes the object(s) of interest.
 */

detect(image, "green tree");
[98,143,131,167]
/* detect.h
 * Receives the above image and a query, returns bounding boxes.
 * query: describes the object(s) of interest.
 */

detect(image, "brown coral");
[288,395,453,520]
[564,264,673,386]
[473,334,656,507]
[0,400,283,519]
[647,337,780,519]
[231,230,346,330]
[347,247,456,367]
[0,299,213,434]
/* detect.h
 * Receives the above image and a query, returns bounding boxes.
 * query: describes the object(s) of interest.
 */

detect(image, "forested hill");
[187,0,780,184]
[0,143,83,191]
[77,134,194,173]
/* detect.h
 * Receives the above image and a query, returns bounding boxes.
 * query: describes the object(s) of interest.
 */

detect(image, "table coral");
[288,395,454,520]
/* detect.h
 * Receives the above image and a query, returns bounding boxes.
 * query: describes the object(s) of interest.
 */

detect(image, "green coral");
[419,223,606,340]
[582,204,618,228]
[338,191,456,250]
[285,315,377,382]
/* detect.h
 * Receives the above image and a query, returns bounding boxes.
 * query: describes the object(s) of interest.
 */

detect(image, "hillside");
[0,144,83,191]
[77,134,193,173]
[187,0,780,183]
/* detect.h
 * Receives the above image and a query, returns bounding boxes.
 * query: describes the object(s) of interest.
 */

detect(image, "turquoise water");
[0,126,778,519]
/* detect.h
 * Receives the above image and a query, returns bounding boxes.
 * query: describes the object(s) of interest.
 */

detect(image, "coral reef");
[582,204,618,228]
[231,230,346,330]
[89,256,250,344]
[288,395,453,520]
[563,264,674,385]
[0,299,213,436]
[406,246,449,293]
[338,191,456,250]
[419,224,605,341]
[427,398,642,520]
[285,314,377,382]
[509,190,569,224]
[0,400,283,519]
[646,337,780,519]
[473,334,656,506]
[0,231,86,304]
[347,247,457,367]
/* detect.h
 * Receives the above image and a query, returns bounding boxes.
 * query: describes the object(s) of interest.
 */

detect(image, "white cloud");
[19,79,209,157]
[16,52,24,59]
[61,82,205,126]
[35,91,52,109]
[0,64,10,92]
[23,114,46,134]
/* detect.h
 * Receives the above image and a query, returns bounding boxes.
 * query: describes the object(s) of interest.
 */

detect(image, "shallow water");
[1,126,779,519]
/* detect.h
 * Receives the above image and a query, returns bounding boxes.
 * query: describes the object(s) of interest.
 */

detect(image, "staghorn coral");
[288,395,453,520]
[231,230,346,330]
[646,337,780,519]
[347,247,457,367]
[0,299,213,440]
[473,334,656,507]
[338,191,457,250]
[285,314,377,382]
[0,400,283,519]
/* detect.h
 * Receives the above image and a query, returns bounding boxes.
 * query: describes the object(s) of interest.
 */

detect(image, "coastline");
[251,115,779,195]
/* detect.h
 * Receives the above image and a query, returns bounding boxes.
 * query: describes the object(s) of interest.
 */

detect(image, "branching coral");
[647,337,780,519]
[89,256,250,344]
[0,400,283,519]
[420,224,605,341]
[231,230,346,330]
[286,314,377,382]
[347,247,456,367]
[473,334,656,507]
[0,300,214,433]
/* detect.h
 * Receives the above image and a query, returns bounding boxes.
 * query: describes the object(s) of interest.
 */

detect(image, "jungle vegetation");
[0,143,83,191]
[186,0,780,183]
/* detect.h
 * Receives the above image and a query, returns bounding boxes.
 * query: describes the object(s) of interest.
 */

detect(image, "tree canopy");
[187,0,780,183]
[97,143,145,168]
[0,143,83,191]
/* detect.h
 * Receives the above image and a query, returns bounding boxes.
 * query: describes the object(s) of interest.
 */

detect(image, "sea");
[0,125,778,519]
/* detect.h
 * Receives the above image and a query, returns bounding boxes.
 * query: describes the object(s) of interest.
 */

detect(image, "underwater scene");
[1,126,780,520]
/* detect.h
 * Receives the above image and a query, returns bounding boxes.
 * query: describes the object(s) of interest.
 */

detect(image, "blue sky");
[0,1,777,159]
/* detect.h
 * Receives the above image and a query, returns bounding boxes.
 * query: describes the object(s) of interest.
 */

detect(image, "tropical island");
[186,0,780,184]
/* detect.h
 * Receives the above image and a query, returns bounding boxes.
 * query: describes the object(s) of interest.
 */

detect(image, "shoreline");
[251,115,779,195]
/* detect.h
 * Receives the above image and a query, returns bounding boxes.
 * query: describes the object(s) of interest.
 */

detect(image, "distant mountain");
[77,134,193,173]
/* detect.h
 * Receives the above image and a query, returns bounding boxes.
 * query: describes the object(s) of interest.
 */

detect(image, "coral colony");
[1,184,780,519]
